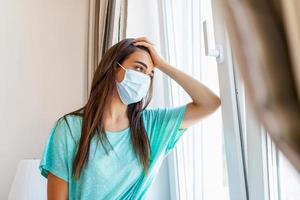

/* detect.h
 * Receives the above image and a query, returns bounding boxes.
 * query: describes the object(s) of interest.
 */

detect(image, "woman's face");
[116,51,155,83]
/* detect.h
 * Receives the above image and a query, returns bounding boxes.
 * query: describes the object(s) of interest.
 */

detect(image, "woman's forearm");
[157,63,221,108]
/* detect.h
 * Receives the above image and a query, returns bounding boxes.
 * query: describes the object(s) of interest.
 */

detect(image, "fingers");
[133,41,153,49]
[133,37,155,45]
[133,41,157,66]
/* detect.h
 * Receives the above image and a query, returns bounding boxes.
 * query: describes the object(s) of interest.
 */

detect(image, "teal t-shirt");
[38,104,188,200]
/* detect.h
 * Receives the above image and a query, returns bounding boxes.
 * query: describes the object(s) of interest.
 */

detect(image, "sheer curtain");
[158,0,229,199]
[86,0,128,97]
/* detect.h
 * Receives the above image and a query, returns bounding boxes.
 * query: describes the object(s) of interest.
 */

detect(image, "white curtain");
[158,0,229,199]
[158,0,202,199]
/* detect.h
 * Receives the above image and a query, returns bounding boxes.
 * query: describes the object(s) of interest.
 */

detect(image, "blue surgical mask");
[115,62,151,105]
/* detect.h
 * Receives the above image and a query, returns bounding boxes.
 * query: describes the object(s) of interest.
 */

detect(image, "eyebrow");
[134,61,149,69]
[134,61,155,77]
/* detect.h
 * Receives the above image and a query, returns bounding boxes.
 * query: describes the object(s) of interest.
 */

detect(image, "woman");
[39,37,221,200]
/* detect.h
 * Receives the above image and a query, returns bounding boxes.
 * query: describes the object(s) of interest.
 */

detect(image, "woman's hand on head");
[133,37,169,69]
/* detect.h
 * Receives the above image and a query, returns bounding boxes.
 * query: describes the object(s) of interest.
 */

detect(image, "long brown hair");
[56,38,153,180]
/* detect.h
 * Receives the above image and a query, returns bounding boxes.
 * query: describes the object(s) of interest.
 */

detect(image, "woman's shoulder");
[142,105,187,116]
[141,107,165,130]
[52,114,83,145]
[141,107,161,118]
[141,105,187,129]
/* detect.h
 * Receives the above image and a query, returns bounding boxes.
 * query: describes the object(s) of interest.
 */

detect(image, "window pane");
[200,0,229,199]
[278,150,300,200]
[161,0,230,199]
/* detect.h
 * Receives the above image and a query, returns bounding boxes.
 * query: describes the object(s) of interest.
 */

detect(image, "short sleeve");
[142,104,188,158]
[38,116,76,182]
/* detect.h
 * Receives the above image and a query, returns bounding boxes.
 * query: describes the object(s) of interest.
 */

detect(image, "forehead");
[124,51,154,70]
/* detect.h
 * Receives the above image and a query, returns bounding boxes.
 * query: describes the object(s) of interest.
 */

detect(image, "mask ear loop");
[116,62,126,71]
[115,62,126,84]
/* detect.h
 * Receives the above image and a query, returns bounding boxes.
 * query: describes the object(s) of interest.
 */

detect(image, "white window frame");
[211,1,282,200]
[210,1,248,199]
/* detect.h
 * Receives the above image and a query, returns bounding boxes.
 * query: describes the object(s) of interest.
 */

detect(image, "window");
[159,0,300,199]
[266,132,300,200]
[158,0,229,199]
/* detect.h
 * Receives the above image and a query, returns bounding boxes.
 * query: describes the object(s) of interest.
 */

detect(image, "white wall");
[127,0,171,199]
[0,1,88,199]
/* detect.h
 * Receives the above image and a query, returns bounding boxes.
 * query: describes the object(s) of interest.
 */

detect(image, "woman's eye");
[135,66,143,71]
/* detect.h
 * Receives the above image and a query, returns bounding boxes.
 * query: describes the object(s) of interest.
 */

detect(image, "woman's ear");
[115,65,125,83]
[113,62,119,70]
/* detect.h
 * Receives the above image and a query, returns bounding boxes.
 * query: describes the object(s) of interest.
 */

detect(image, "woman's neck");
[103,91,128,127]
